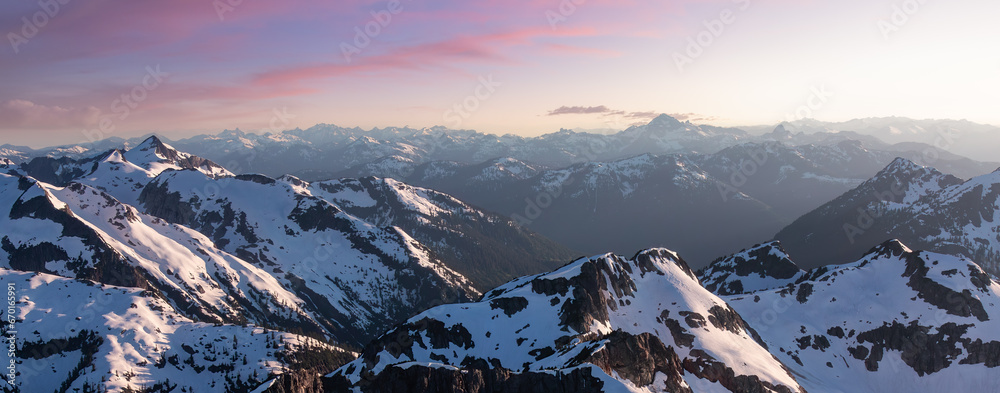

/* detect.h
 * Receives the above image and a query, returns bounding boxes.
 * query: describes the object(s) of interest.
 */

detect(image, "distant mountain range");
[3,115,997,177]
[376,140,994,267]
[744,117,1000,162]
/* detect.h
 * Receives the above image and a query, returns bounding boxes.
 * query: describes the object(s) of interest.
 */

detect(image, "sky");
[1,0,998,148]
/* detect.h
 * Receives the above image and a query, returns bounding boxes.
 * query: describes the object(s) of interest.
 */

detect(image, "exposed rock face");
[587,331,690,392]
[698,241,806,296]
[326,360,606,393]
[262,368,327,393]
[17,154,103,186]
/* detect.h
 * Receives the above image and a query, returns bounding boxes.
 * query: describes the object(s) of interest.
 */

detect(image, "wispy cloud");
[669,112,719,123]
[547,105,615,116]
[251,26,597,88]
[0,100,100,129]
[547,106,660,121]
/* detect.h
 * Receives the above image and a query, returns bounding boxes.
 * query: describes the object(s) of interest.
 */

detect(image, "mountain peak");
[647,114,682,128]
[698,241,805,296]
[142,134,163,145]
[769,124,794,139]
[130,135,178,161]
[101,149,127,163]
[884,157,922,173]
[114,135,233,180]
[866,239,913,259]
[219,128,246,138]
[632,247,696,280]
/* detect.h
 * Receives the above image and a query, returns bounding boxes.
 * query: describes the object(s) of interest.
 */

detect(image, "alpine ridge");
[776,157,1000,275]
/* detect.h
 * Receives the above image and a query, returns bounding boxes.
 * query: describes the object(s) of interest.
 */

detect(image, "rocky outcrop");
[588,331,690,392]
[326,360,606,393]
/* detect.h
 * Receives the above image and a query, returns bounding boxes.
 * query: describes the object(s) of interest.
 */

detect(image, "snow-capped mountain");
[325,239,1000,392]
[1,269,353,393]
[697,242,808,296]
[0,173,344,337]
[5,116,997,183]
[707,240,1000,392]
[693,140,995,219]
[3,127,998,391]
[775,158,1000,275]
[329,248,805,393]
[74,136,233,206]
[0,116,763,179]
[136,170,479,345]
[1,136,581,347]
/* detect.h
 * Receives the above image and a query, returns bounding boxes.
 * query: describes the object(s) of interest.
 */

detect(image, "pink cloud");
[252,26,598,88]
[0,100,101,129]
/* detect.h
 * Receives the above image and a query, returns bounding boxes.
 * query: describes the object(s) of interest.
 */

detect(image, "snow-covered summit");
[697,241,807,296]
[122,135,232,178]
[724,239,1000,392]
[331,247,805,392]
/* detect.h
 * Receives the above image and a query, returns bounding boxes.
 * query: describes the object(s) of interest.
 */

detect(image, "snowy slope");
[0,173,333,337]
[0,269,352,393]
[331,248,804,393]
[137,170,478,345]
[311,176,577,290]
[722,240,1000,392]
